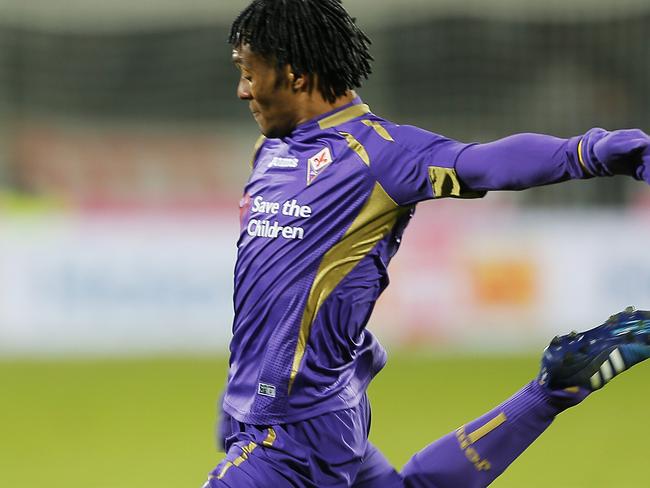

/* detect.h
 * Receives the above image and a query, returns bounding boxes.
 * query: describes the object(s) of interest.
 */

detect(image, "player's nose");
[237,79,252,100]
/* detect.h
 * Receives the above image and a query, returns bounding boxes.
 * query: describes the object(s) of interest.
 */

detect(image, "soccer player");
[205,1,650,486]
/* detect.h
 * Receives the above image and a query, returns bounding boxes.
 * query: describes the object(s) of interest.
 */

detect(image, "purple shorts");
[204,395,403,488]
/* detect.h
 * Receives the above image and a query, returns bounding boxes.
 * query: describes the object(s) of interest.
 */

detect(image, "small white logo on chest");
[307,147,333,185]
[269,156,299,169]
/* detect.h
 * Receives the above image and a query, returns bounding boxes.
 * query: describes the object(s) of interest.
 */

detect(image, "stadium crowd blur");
[0,0,648,208]
[1,0,649,355]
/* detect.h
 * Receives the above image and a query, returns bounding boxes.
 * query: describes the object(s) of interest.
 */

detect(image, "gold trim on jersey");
[287,182,408,393]
[340,131,371,166]
[429,166,462,198]
[362,119,394,142]
[318,103,371,130]
[428,166,485,199]
[250,135,266,169]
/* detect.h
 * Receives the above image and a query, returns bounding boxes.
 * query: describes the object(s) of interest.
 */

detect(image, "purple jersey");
[223,98,483,424]
[223,97,588,425]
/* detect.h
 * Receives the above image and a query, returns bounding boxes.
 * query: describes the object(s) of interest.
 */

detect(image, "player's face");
[232,44,302,138]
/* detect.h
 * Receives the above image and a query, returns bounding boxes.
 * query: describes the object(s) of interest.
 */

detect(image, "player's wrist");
[564,135,593,179]
[576,128,609,177]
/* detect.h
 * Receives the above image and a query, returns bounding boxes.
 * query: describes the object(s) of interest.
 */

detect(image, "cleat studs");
[550,335,561,347]
[625,306,636,313]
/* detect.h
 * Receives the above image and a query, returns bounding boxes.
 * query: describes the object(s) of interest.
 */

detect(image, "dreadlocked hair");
[229,0,373,103]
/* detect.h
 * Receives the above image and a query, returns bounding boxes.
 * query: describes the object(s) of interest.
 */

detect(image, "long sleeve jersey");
[223,97,588,425]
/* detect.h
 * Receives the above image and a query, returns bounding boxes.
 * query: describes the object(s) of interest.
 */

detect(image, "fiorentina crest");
[307,147,333,185]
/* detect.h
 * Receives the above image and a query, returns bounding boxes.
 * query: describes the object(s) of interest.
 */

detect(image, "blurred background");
[1,1,649,487]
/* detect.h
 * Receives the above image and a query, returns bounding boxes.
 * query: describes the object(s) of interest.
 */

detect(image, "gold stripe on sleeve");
[318,104,371,129]
[362,120,394,142]
[340,132,371,166]
[428,166,462,198]
[467,412,508,444]
[287,183,408,393]
[577,138,591,175]
[428,166,486,199]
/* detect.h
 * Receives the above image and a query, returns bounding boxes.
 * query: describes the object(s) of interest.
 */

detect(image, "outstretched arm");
[455,128,650,192]
[366,123,649,205]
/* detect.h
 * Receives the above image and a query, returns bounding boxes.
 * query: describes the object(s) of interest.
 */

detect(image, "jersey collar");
[289,97,371,139]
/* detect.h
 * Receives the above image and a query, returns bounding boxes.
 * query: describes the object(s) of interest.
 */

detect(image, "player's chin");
[252,114,289,138]
[259,123,290,139]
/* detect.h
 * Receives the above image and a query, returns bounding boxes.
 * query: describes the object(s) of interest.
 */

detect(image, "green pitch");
[2,353,648,488]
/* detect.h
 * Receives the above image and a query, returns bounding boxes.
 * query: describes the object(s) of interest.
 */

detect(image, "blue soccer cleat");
[538,307,650,391]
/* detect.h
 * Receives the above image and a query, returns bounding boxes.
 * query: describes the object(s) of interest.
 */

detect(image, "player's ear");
[286,66,309,92]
